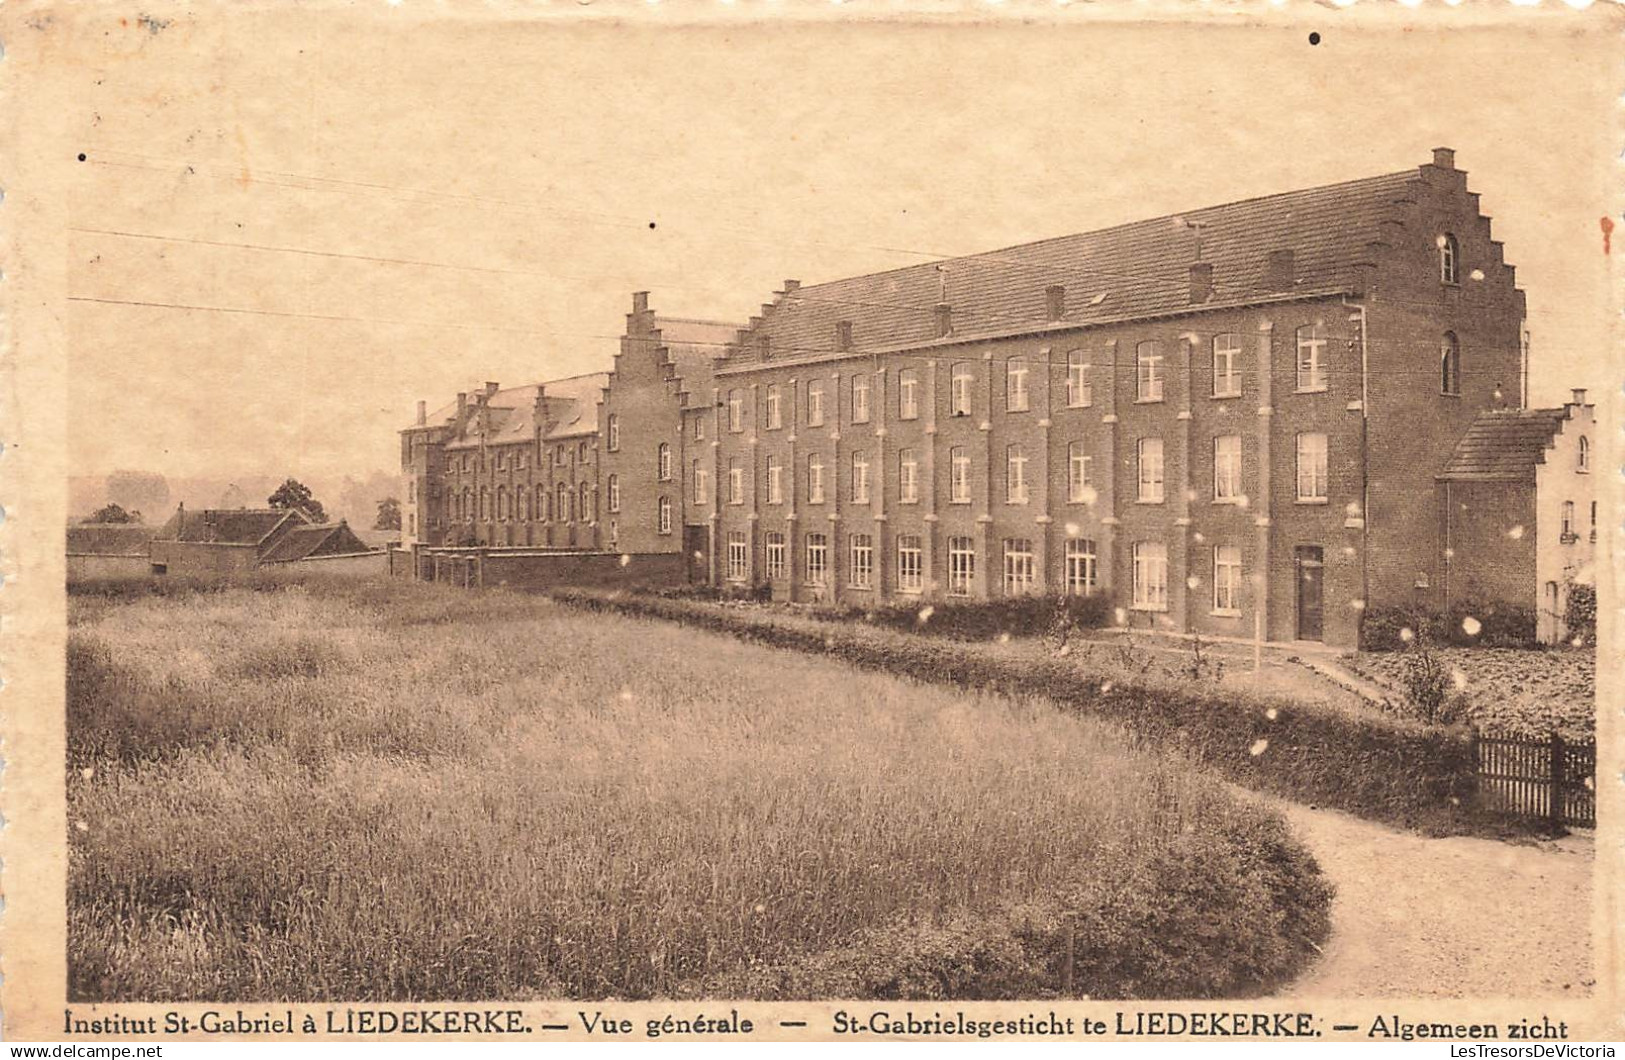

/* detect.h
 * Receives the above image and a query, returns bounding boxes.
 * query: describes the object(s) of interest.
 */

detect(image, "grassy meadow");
[69,578,1331,1001]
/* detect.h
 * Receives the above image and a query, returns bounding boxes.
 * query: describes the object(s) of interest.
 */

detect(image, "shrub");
[843,593,1113,643]
[1566,583,1597,647]
[1361,600,1538,652]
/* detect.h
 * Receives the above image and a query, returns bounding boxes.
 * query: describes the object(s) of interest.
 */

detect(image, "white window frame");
[849,533,874,589]
[1440,233,1460,284]
[851,451,870,504]
[1137,437,1165,503]
[1212,333,1241,397]
[607,474,620,513]
[1212,545,1242,615]
[727,389,744,433]
[1440,333,1461,396]
[1296,325,1328,393]
[896,534,923,592]
[1002,538,1035,595]
[607,414,620,451]
[1066,350,1092,408]
[950,447,971,504]
[765,385,782,430]
[1006,358,1030,412]
[899,369,920,420]
[950,364,974,417]
[1006,444,1029,505]
[726,531,748,582]
[693,463,709,507]
[656,495,672,535]
[1067,442,1092,504]
[1132,541,1169,611]
[1295,432,1329,502]
[766,455,783,504]
[1578,436,1590,473]
[764,532,786,580]
[851,376,871,424]
[947,536,975,597]
[805,533,828,586]
[1136,341,1164,402]
[728,459,745,506]
[1213,434,1242,502]
[898,448,919,504]
[657,442,672,482]
[807,454,826,504]
[807,381,825,427]
[1065,538,1097,596]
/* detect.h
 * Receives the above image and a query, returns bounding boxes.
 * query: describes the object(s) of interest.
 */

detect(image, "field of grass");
[69,578,1331,1002]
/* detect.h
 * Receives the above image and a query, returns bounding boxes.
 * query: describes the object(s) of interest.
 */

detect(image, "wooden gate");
[1475,732,1595,828]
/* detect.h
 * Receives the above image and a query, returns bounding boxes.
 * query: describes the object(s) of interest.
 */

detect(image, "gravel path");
[1274,801,1594,998]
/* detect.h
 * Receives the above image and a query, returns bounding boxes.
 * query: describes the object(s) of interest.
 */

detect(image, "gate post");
[1548,732,1566,829]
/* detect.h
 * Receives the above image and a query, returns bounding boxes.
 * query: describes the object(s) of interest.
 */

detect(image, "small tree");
[374,497,402,531]
[268,479,327,524]
[88,503,140,524]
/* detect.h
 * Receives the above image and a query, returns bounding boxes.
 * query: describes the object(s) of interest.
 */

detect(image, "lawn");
[68,578,1331,1002]
[1345,647,1595,741]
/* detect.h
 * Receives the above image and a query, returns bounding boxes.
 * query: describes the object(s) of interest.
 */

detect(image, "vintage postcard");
[1,1,1621,1048]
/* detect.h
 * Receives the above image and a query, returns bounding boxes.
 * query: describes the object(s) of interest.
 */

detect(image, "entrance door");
[1295,545,1324,641]
[684,524,710,584]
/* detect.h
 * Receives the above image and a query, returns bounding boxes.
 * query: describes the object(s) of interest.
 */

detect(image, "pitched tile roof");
[66,523,155,556]
[1438,408,1569,481]
[259,522,373,563]
[430,372,611,449]
[723,167,1423,368]
[157,507,311,545]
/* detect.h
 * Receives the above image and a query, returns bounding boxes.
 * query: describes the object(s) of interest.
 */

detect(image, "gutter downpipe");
[1344,296,1371,638]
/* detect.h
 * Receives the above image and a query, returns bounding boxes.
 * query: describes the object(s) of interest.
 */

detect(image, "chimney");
[1045,284,1066,321]
[415,400,427,426]
[632,291,649,314]
[1188,262,1213,304]
[1432,147,1455,170]
[1264,249,1295,291]
[484,381,500,397]
[934,303,953,338]
[835,320,854,351]
[783,279,801,294]
[456,391,468,419]
[1571,388,1588,407]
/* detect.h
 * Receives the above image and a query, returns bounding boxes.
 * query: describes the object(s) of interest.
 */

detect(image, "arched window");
[479,487,490,522]
[579,481,591,521]
[462,488,473,522]
[557,482,571,522]
[518,490,530,522]
[1440,332,1461,395]
[1439,233,1459,284]
[497,486,509,521]
[606,414,619,451]
[657,442,672,481]
[607,473,621,512]
[1578,436,1590,473]
[536,484,548,521]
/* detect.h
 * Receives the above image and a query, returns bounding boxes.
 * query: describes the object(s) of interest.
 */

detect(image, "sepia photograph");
[2,1,1621,1046]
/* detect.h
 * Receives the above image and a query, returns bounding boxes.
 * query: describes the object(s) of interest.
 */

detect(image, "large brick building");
[403,149,1592,648]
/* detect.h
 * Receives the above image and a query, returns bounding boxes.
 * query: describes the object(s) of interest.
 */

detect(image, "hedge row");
[1360,601,1539,652]
[553,588,1486,833]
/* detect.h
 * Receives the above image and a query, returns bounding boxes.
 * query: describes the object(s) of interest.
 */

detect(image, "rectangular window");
[694,414,705,442]
[1296,325,1328,392]
[728,459,745,505]
[1296,433,1328,502]
[1065,538,1098,596]
[1136,341,1164,402]
[764,532,786,580]
[950,447,971,503]
[951,364,974,417]
[851,376,871,424]
[766,386,783,430]
[766,455,783,504]
[898,448,919,504]
[808,454,826,504]
[1066,350,1092,408]
[1006,358,1030,412]
[805,533,828,586]
[1133,542,1169,611]
[899,369,920,420]
[1068,442,1092,503]
[947,536,975,597]
[897,534,923,592]
[726,531,748,582]
[1213,545,1242,614]
[608,474,621,513]
[656,496,672,535]
[1138,437,1165,503]
[807,381,825,427]
[1213,434,1242,502]
[693,463,709,507]
[851,451,870,504]
[850,534,874,589]
[728,389,744,433]
[1562,500,1575,537]
[1006,444,1029,505]
[1212,333,1242,397]
[1002,538,1035,594]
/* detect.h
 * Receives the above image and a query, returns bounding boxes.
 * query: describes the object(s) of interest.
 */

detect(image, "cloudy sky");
[59,8,1618,485]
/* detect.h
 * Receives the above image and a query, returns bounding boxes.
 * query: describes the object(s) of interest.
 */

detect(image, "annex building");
[401,149,1594,648]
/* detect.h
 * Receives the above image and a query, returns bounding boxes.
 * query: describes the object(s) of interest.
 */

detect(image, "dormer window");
[1439,234,1460,285]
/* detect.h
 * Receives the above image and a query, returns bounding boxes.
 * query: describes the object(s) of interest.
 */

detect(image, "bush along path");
[549,589,1511,836]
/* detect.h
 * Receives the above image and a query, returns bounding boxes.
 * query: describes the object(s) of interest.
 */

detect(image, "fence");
[1474,732,1595,828]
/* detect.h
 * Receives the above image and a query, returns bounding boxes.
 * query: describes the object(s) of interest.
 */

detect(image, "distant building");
[1439,391,1596,643]
[149,505,377,577]
[400,149,1592,649]
[66,523,156,583]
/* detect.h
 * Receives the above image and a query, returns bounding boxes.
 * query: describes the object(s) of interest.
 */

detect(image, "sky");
[61,10,1620,486]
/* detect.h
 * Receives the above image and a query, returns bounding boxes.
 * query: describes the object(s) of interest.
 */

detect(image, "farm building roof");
[156,507,311,545]
[1437,408,1570,482]
[258,522,374,563]
[66,523,156,557]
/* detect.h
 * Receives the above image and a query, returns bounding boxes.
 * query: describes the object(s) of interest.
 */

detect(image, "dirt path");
[1273,800,1595,998]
